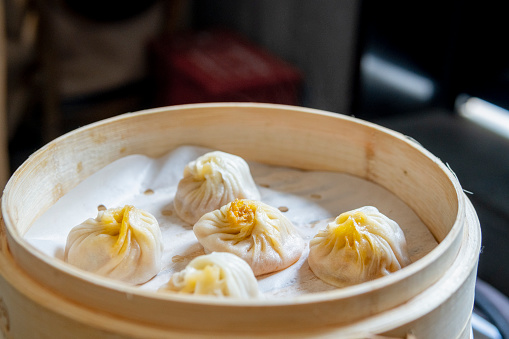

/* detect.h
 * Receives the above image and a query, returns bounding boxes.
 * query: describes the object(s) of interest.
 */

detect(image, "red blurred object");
[149,29,303,106]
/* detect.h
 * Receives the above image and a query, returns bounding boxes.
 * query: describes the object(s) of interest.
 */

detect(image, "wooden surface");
[0,103,478,337]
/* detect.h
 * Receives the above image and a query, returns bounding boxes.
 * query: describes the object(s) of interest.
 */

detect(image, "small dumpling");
[308,206,411,287]
[160,252,259,298]
[193,199,305,276]
[174,151,261,224]
[64,205,163,285]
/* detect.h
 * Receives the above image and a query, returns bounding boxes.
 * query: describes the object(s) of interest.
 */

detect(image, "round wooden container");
[0,103,480,338]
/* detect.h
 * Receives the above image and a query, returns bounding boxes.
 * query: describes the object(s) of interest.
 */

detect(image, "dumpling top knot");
[331,211,369,248]
[227,199,257,227]
[100,205,136,255]
[222,199,283,254]
[188,152,224,180]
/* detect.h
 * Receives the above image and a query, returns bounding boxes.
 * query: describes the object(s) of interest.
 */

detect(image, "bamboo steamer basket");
[0,103,480,338]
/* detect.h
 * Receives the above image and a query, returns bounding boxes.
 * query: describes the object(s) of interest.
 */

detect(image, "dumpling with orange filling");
[64,205,163,285]
[193,199,305,276]
[308,206,411,287]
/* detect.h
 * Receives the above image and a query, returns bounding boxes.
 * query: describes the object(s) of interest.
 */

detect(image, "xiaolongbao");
[308,206,411,287]
[174,151,261,224]
[64,205,163,285]
[161,252,259,298]
[193,199,305,276]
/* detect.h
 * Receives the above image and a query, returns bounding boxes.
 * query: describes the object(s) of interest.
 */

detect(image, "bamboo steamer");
[0,103,480,338]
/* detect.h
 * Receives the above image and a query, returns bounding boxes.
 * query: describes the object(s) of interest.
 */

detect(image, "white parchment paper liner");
[25,146,437,297]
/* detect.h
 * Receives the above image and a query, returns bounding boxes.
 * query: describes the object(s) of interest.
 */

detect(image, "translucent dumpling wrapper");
[174,151,261,224]
[64,205,163,285]
[308,206,411,287]
[161,252,260,298]
[193,199,305,276]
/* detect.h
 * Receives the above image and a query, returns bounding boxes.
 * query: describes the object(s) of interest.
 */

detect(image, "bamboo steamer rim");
[0,103,467,329]
[0,196,480,338]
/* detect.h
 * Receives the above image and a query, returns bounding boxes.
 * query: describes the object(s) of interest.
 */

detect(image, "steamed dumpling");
[174,151,261,224]
[193,199,305,276]
[161,252,259,298]
[308,206,411,287]
[64,205,163,285]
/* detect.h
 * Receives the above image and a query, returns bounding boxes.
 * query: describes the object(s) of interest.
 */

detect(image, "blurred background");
[1,0,508,337]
